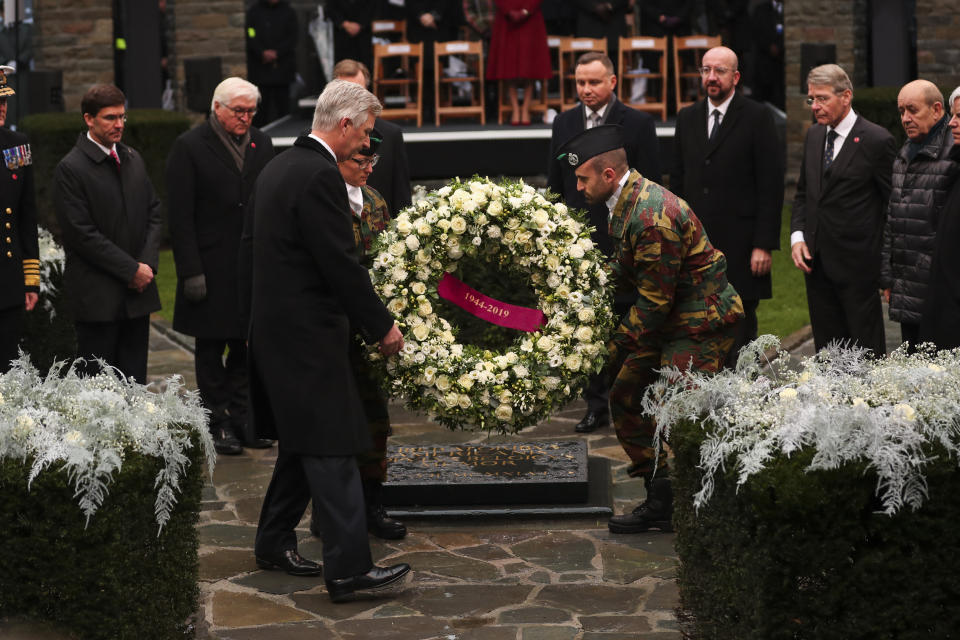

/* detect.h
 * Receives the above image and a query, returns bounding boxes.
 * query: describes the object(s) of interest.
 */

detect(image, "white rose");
[457,374,474,390]
[444,392,460,408]
[458,394,472,409]
[505,351,519,364]
[405,235,420,251]
[532,209,550,227]
[418,300,433,316]
[442,330,456,343]
[437,219,451,231]
[448,246,464,259]
[555,203,568,215]
[450,216,467,234]
[521,192,535,204]
[487,200,503,216]
[575,326,594,341]
[544,376,560,390]
[520,339,534,352]
[495,404,513,421]
[475,214,488,226]
[568,245,585,259]
[536,336,555,351]
[412,324,430,341]
[578,308,596,323]
[512,365,528,378]
[508,196,523,209]
[436,375,452,391]
[564,353,582,371]
[516,230,533,245]
[396,218,413,234]
[505,217,521,230]
[503,231,515,244]
[411,281,427,295]
[437,185,452,196]
[414,220,432,236]
[578,237,594,251]
[545,255,561,270]
[386,298,407,314]
[389,241,406,256]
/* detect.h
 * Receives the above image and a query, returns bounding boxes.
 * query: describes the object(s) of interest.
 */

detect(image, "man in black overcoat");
[0,66,39,373]
[572,1,628,71]
[333,59,413,216]
[168,77,275,455]
[790,64,897,356]
[328,0,377,73]
[53,85,162,384]
[548,51,660,434]
[239,80,410,603]
[672,46,783,367]
[246,0,298,127]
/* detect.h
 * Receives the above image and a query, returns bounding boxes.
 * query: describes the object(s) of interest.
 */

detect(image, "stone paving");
[147,319,681,640]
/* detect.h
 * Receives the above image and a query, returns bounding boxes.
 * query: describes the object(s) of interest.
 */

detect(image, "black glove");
[184,274,207,302]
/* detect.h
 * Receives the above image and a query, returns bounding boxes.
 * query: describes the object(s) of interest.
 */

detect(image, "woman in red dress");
[486,1,552,125]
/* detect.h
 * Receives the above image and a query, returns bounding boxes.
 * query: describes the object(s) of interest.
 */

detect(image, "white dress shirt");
[706,92,735,138]
[606,170,631,219]
[86,132,118,161]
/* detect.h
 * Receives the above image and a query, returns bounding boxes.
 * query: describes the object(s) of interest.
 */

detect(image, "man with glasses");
[53,84,163,383]
[672,46,783,368]
[790,64,897,356]
[167,77,275,455]
[309,132,407,542]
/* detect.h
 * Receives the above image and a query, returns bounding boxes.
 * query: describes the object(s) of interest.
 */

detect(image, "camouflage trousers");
[608,325,737,479]
[350,339,392,483]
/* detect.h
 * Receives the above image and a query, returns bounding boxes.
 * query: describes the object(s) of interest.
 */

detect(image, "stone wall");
[916,0,960,90]
[32,0,115,113]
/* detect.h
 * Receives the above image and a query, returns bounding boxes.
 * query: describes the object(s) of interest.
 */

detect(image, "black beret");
[555,124,625,167]
[359,128,383,157]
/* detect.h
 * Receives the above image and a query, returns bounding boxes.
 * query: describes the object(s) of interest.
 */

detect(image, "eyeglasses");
[100,113,127,122]
[699,66,733,76]
[350,154,380,169]
[227,106,258,118]
[805,95,834,106]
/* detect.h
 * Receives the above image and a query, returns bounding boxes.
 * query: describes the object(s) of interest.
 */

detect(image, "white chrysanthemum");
[390,267,408,283]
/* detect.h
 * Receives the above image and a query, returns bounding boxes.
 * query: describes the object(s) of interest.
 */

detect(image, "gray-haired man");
[239,80,410,602]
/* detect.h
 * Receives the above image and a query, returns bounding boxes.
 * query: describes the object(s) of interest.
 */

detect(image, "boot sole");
[607,520,673,534]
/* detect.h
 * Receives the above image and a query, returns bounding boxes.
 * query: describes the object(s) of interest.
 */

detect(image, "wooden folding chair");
[617,36,668,121]
[558,37,607,112]
[434,40,485,126]
[673,34,722,112]
[371,20,406,42]
[373,42,423,126]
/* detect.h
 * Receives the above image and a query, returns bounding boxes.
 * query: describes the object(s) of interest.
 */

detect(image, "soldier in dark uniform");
[310,131,407,541]
[0,66,39,373]
[556,125,743,534]
[245,0,298,128]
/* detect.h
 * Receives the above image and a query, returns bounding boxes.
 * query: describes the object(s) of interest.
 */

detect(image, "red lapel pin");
[854,137,860,143]
[251,142,256,149]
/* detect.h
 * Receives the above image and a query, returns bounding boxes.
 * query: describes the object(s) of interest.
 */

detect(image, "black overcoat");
[919,159,960,349]
[671,93,784,300]
[547,96,660,256]
[0,127,38,310]
[366,117,412,217]
[239,135,394,455]
[53,134,162,322]
[168,120,274,338]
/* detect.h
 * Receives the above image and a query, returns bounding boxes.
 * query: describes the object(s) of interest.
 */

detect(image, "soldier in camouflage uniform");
[311,131,407,540]
[557,125,744,533]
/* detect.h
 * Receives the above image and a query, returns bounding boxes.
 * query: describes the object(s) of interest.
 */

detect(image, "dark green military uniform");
[350,185,392,482]
[608,170,744,478]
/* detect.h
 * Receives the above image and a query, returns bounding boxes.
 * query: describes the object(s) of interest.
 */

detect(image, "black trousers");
[253,85,290,128]
[804,257,885,357]
[900,322,920,353]
[0,305,23,373]
[581,298,633,416]
[724,298,760,369]
[195,337,250,438]
[255,451,372,580]
[74,316,151,383]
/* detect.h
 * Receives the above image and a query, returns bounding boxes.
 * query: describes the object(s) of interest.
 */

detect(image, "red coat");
[486,0,551,80]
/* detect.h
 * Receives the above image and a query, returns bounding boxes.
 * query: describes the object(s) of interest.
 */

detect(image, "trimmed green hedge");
[20,110,191,241]
[0,434,205,640]
[672,419,960,640]
[854,85,956,148]
[19,266,75,373]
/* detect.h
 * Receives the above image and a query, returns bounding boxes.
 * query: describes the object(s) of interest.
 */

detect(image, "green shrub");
[671,419,960,640]
[0,435,205,640]
[20,110,191,242]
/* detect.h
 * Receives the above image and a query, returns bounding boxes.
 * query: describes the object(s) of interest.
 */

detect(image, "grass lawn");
[153,205,809,340]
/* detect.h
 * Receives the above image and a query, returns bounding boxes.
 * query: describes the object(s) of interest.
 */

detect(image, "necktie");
[109,148,121,167]
[588,112,601,129]
[709,109,721,141]
[823,130,838,172]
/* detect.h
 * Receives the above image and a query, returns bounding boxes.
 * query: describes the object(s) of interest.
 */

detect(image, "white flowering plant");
[368,176,615,432]
[0,356,213,531]
[36,226,66,315]
[643,336,960,515]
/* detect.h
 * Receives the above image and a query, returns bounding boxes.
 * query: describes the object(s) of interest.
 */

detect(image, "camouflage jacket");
[352,185,391,267]
[608,170,744,343]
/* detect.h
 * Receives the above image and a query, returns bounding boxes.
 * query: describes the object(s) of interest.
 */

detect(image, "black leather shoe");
[255,549,323,576]
[575,411,609,433]
[326,563,411,603]
[367,505,407,540]
[212,428,243,455]
[244,437,275,449]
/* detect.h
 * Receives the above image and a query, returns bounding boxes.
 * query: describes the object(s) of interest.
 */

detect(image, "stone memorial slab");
[383,440,590,507]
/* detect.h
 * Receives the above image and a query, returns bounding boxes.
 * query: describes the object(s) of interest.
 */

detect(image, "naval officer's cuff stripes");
[23,258,40,287]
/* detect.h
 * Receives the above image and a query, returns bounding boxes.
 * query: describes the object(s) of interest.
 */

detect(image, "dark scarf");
[906,115,947,163]
[209,113,249,171]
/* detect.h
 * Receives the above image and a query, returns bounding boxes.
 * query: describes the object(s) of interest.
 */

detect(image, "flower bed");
[367,177,614,432]
[0,358,211,639]
[650,339,960,638]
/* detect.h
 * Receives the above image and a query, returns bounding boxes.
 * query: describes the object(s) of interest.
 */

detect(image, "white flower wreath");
[368,177,615,432]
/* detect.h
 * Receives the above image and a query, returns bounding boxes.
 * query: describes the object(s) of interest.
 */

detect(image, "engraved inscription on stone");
[384,441,589,506]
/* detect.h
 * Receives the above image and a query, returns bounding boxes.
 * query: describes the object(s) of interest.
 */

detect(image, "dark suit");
[53,134,162,383]
[240,135,394,580]
[548,96,659,416]
[791,114,897,355]
[328,0,377,72]
[672,93,783,364]
[573,0,628,69]
[167,119,275,438]
[919,154,960,349]
[0,127,39,373]
[366,117,412,217]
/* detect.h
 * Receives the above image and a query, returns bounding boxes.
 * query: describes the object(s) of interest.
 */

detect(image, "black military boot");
[608,476,673,533]
[363,480,407,540]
